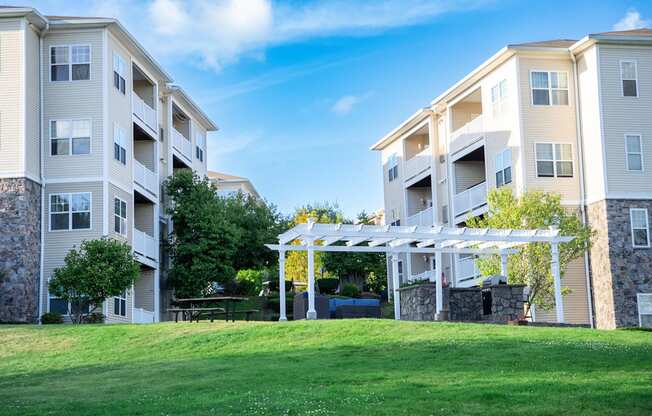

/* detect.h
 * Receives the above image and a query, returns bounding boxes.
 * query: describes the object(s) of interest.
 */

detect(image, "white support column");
[500,252,508,277]
[435,251,443,319]
[278,249,287,321]
[551,242,564,323]
[306,239,317,320]
[391,253,401,320]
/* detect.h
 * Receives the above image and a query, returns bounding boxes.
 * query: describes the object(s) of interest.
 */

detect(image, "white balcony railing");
[450,114,483,144]
[172,128,192,161]
[406,206,434,227]
[133,308,155,324]
[133,228,158,262]
[456,256,481,287]
[407,270,435,283]
[453,181,487,217]
[133,160,158,197]
[403,146,431,182]
[132,92,157,132]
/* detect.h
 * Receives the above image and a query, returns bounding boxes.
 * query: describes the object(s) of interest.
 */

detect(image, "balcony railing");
[133,228,158,262]
[453,181,487,217]
[133,160,158,197]
[403,147,431,182]
[406,206,434,227]
[132,92,157,132]
[450,114,483,145]
[133,307,155,324]
[407,270,435,283]
[456,255,481,288]
[172,128,192,162]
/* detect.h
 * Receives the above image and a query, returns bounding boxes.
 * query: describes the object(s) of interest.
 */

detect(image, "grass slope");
[1,320,651,415]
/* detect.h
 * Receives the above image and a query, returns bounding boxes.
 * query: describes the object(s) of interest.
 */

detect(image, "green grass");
[1,320,651,415]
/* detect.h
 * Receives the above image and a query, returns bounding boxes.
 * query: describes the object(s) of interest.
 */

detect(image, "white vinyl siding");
[50,44,90,82]
[49,192,92,231]
[620,60,638,97]
[50,119,91,156]
[625,134,643,172]
[535,143,573,178]
[0,20,24,176]
[531,71,569,106]
[630,208,650,248]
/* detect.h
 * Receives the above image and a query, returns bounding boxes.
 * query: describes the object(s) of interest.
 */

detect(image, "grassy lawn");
[1,320,651,415]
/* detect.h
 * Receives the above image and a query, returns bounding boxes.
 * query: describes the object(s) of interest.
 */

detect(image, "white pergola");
[265,221,573,323]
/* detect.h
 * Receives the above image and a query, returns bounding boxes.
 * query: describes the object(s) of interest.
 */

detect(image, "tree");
[48,238,140,323]
[165,170,240,297]
[466,188,593,315]
[285,203,344,281]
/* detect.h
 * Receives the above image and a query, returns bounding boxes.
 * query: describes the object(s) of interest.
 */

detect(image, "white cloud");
[331,92,373,115]
[613,9,650,31]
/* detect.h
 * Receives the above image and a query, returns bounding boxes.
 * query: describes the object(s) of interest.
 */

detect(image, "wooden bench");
[167,307,225,323]
[231,309,260,322]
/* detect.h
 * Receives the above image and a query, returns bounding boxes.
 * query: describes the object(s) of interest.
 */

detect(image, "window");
[48,291,89,316]
[535,143,573,178]
[620,60,638,97]
[114,197,127,236]
[49,193,91,231]
[113,124,127,165]
[113,52,126,94]
[491,79,508,116]
[390,220,401,226]
[626,134,643,171]
[114,290,127,316]
[397,260,404,283]
[388,153,399,182]
[196,133,205,162]
[50,119,91,156]
[50,45,90,81]
[637,293,652,328]
[494,148,512,187]
[531,71,569,106]
[630,208,650,248]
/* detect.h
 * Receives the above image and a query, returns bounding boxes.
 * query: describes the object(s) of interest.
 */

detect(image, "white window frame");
[625,134,644,172]
[196,133,205,162]
[491,79,508,116]
[114,197,127,236]
[637,293,652,327]
[49,44,91,82]
[620,59,639,98]
[630,208,650,248]
[49,192,92,232]
[112,51,126,95]
[494,148,512,187]
[49,119,92,156]
[114,290,127,317]
[530,70,570,106]
[388,153,399,182]
[113,124,127,165]
[47,282,91,316]
[535,142,574,178]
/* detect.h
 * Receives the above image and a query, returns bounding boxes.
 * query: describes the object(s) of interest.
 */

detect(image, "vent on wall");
[439,155,446,163]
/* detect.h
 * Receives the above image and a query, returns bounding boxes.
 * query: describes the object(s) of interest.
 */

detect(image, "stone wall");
[587,199,652,328]
[489,285,525,322]
[0,178,41,323]
[398,284,437,321]
[448,288,482,321]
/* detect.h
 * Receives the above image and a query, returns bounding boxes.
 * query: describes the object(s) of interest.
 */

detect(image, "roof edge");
[167,85,218,131]
[370,108,431,151]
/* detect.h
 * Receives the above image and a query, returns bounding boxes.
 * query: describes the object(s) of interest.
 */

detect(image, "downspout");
[570,51,595,328]
[37,22,49,323]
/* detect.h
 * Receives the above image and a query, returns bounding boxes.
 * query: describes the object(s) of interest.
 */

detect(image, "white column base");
[278,316,288,322]
[306,310,317,320]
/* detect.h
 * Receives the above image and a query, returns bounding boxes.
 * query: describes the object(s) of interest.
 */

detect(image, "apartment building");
[372,29,652,329]
[0,7,217,324]
[208,171,261,199]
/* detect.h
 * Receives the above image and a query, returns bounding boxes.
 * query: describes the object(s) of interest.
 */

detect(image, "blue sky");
[11,0,652,218]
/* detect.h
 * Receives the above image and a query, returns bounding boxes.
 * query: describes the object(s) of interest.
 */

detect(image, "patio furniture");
[328,298,381,319]
[173,296,249,322]
[293,292,329,320]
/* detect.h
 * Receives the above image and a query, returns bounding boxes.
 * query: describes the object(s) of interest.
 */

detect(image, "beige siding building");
[0,7,217,324]
[372,30,652,329]
[208,171,261,199]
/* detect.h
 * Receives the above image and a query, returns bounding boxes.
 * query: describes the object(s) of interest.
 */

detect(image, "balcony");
[453,181,487,217]
[172,128,192,162]
[407,270,435,283]
[133,228,158,262]
[403,147,431,182]
[456,256,481,288]
[450,115,483,146]
[133,160,158,198]
[406,206,433,227]
[132,92,157,134]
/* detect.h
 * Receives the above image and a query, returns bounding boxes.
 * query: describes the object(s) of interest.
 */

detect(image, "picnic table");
[169,296,256,323]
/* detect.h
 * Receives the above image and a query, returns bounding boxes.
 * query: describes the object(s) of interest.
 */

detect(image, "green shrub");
[236,269,266,295]
[84,312,105,324]
[340,283,361,298]
[41,312,63,324]
[267,279,293,292]
[317,278,339,295]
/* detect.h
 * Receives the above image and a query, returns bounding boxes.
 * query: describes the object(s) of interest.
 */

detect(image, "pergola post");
[278,248,287,321]
[435,251,443,319]
[306,239,317,320]
[551,242,564,323]
[500,252,508,277]
[390,253,401,320]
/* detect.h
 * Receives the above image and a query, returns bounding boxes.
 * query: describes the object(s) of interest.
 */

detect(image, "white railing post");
[551,242,564,323]
[306,238,317,320]
[278,249,287,321]
[391,253,401,320]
